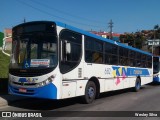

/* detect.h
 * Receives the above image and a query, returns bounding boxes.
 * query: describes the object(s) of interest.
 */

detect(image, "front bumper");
[8,83,57,99]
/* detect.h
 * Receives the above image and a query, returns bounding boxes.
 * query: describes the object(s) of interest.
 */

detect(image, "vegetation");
[119,24,160,52]
[0,51,10,78]
[119,33,145,49]
[0,32,4,47]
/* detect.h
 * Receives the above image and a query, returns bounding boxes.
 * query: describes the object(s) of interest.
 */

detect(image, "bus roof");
[54,21,152,56]
[13,21,152,56]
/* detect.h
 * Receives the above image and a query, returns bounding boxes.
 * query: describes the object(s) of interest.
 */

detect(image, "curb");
[0,96,8,107]
[0,78,28,108]
[0,94,28,108]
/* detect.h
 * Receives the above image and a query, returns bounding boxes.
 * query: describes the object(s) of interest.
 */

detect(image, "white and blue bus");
[153,56,160,83]
[9,21,153,103]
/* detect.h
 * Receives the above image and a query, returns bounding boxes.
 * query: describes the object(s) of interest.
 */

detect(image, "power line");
[17,0,105,30]
[30,0,106,25]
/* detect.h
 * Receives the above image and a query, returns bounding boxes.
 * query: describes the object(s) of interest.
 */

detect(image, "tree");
[135,33,144,49]
[154,24,159,30]
[0,32,4,47]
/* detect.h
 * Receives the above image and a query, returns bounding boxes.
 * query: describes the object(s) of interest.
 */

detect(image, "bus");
[153,56,160,83]
[9,21,153,104]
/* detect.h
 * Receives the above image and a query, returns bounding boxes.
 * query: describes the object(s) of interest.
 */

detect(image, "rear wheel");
[134,78,141,92]
[82,81,96,104]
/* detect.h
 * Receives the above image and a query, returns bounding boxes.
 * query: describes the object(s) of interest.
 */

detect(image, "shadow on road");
[0,78,8,94]
[9,97,81,110]
[147,82,160,86]
[8,87,144,111]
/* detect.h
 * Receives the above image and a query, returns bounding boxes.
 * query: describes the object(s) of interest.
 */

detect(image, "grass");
[0,51,10,78]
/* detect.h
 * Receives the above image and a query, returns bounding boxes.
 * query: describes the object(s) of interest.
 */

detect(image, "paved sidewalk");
[0,94,28,108]
[0,79,28,108]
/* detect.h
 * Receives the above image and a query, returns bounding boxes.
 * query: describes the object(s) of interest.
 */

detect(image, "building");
[3,28,12,51]
[147,39,160,55]
[90,31,121,41]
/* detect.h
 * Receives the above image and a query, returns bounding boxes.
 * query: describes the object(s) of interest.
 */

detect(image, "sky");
[1,0,160,33]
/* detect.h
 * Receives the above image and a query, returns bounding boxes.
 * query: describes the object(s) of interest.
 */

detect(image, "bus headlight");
[36,75,55,87]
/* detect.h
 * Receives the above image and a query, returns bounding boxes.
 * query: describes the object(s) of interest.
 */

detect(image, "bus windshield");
[11,23,58,69]
[153,57,160,74]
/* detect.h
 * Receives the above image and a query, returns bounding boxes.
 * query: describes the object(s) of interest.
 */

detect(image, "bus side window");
[93,52,102,63]
[85,36,103,64]
[137,60,141,67]
[111,55,118,65]
[60,30,82,73]
[105,54,111,64]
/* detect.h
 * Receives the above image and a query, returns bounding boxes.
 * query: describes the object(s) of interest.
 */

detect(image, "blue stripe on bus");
[127,68,149,76]
[153,77,160,82]
[8,83,57,99]
[112,66,150,77]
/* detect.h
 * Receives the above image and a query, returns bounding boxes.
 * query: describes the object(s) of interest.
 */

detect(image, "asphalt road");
[0,83,160,120]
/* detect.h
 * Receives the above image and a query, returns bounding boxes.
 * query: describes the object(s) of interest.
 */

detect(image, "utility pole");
[108,19,113,40]
[153,28,156,55]
[24,18,26,23]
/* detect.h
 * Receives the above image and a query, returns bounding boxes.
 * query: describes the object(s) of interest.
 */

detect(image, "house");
[90,31,121,41]
[3,29,12,51]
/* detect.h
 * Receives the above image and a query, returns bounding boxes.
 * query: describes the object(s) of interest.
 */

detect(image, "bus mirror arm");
[61,40,71,62]
[65,42,71,54]
[60,40,63,61]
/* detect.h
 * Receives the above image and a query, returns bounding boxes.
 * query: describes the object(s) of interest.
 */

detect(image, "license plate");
[19,88,27,93]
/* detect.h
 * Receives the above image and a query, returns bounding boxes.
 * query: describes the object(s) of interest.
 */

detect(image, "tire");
[134,78,141,92]
[82,81,96,104]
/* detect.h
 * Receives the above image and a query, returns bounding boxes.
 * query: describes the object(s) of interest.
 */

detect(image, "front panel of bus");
[153,57,160,82]
[9,21,60,99]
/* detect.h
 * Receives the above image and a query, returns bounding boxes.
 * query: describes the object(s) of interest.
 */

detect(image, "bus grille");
[9,68,54,77]
[12,82,37,86]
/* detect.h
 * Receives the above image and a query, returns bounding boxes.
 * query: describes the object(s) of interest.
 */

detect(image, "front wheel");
[133,78,141,92]
[82,81,96,104]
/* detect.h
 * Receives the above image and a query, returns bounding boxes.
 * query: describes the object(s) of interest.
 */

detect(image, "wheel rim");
[136,81,140,89]
[88,87,95,98]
